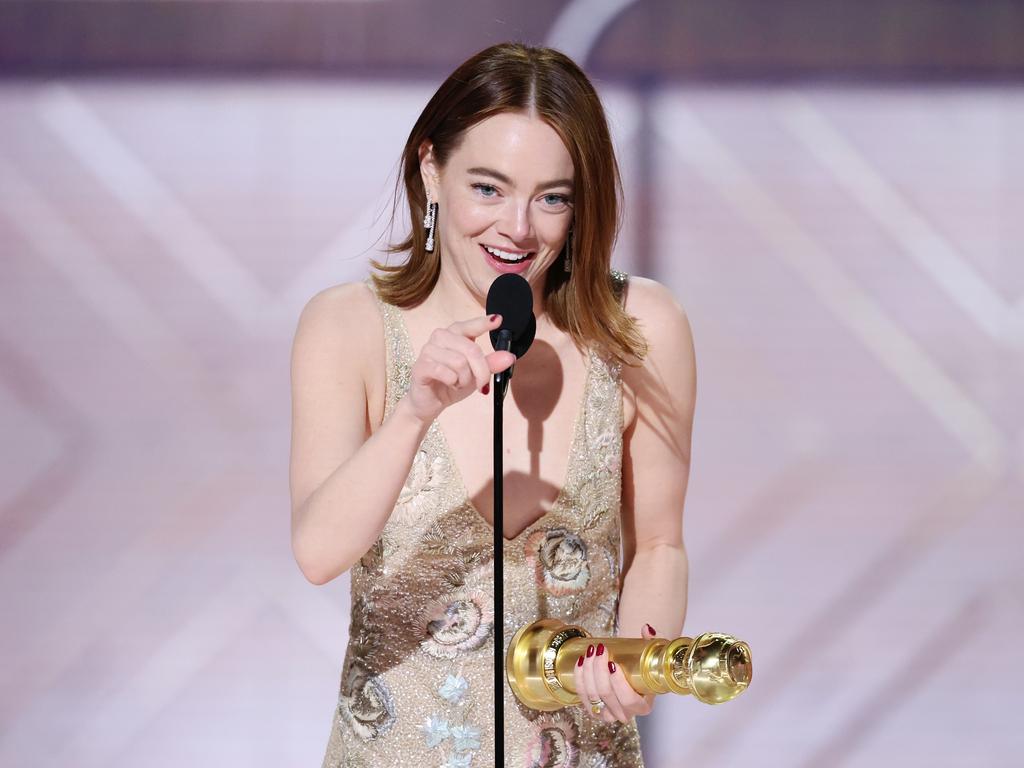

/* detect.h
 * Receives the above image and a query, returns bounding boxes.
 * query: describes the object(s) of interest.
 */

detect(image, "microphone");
[485,274,538,760]
[485,274,536,398]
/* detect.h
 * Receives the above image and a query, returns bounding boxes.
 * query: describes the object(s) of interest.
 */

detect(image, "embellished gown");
[321,272,644,768]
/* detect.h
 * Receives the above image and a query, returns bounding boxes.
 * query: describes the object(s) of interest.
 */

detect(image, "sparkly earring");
[423,192,438,253]
[564,227,573,273]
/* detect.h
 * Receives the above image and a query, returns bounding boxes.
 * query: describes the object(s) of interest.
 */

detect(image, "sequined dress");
[321,272,644,767]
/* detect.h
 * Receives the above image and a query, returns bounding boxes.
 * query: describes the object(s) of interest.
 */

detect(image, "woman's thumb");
[485,350,517,374]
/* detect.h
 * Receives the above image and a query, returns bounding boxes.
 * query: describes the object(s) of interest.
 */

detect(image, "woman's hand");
[573,623,658,724]
[405,313,516,424]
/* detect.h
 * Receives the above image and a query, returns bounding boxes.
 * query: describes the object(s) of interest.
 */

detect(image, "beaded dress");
[320,272,644,768]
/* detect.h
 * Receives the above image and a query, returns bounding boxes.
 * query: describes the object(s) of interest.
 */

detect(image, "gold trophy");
[506,619,752,711]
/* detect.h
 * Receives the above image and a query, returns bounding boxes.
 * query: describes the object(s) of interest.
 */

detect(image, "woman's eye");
[543,194,570,207]
[472,183,498,197]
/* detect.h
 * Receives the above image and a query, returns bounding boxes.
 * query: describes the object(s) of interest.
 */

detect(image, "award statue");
[507,619,752,711]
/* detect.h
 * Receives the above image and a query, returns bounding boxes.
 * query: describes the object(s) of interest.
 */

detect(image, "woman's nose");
[498,200,532,243]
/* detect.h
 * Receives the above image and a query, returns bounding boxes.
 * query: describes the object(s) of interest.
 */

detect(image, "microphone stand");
[492,329,512,768]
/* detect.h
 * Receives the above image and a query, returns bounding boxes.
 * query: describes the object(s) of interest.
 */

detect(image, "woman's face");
[421,111,575,304]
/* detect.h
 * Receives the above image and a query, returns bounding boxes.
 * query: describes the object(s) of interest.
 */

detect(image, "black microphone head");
[511,314,536,358]
[486,273,534,348]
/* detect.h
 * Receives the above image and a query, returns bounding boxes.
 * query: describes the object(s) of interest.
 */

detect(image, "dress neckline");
[387,301,594,544]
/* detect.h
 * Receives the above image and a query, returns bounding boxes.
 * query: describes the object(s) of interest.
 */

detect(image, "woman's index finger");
[450,313,501,339]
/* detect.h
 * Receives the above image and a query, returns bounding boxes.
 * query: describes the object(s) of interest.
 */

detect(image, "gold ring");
[590,699,605,715]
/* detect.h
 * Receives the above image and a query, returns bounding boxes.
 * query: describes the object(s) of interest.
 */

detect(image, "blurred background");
[2,1,1023,766]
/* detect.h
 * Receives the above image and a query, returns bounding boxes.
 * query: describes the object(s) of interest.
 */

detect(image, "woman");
[290,42,695,767]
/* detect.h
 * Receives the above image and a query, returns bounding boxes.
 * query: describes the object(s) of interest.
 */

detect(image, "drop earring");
[423,192,438,253]
[564,227,573,273]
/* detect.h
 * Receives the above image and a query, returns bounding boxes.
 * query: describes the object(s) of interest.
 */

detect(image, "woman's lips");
[480,243,535,274]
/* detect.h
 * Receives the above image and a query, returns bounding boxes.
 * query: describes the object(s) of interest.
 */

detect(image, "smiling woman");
[373,43,647,366]
[468,162,575,271]
[418,112,575,286]
[289,42,695,768]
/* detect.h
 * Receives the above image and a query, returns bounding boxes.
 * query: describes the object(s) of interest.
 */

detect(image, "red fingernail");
[577,655,584,667]
[609,661,616,674]
[596,643,605,656]
[586,644,595,658]
[646,624,656,636]
[481,383,490,395]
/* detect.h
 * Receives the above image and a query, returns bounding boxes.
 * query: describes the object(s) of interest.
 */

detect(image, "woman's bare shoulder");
[297,280,381,340]
[301,280,378,317]
[622,276,694,359]
[617,277,696,470]
[294,280,384,372]
[293,279,387,426]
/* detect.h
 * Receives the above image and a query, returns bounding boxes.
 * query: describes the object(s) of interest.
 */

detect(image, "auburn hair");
[371,42,647,365]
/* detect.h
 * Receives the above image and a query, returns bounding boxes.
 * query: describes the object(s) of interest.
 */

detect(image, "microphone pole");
[492,329,511,768]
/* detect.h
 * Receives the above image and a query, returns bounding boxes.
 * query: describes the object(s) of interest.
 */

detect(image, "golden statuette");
[506,619,752,712]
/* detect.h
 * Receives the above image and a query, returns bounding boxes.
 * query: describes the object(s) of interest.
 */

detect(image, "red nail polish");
[586,644,595,658]
[609,661,616,674]
[577,655,584,667]
[596,643,605,656]
[646,623,656,636]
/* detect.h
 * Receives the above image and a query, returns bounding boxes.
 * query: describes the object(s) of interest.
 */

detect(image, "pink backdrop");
[1,76,1021,766]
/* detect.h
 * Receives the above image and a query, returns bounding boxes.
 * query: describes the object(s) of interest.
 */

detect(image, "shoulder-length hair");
[371,42,647,365]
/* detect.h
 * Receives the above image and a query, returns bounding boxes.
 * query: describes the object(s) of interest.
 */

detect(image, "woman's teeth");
[483,245,531,263]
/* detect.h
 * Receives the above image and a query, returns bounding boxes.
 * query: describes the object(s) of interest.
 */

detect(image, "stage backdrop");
[1,3,1022,767]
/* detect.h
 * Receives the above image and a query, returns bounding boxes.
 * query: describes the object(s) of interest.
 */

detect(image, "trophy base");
[506,619,590,711]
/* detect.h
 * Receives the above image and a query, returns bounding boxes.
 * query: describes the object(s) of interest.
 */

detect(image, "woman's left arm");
[574,277,697,724]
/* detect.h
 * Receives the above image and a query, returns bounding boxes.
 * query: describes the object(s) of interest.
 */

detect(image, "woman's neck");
[427,262,549,326]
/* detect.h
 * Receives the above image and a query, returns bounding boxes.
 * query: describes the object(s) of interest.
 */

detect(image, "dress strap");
[609,268,629,307]
[598,271,628,432]
[364,278,414,419]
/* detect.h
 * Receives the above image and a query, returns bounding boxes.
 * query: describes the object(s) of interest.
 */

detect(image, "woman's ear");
[418,140,441,198]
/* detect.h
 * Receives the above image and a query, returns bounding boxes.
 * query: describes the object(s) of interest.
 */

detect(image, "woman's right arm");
[288,284,513,585]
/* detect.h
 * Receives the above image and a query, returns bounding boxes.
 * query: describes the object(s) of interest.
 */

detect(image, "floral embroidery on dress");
[337,659,396,741]
[422,714,451,748]
[526,711,581,768]
[429,670,483,765]
[444,753,474,768]
[591,429,621,475]
[420,590,494,659]
[438,673,470,704]
[396,449,447,523]
[526,528,591,595]
[450,723,483,752]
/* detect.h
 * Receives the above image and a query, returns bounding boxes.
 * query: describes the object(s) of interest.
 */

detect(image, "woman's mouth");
[480,243,535,273]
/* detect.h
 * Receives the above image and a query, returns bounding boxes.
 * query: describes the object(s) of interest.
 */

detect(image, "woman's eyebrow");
[467,166,574,191]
